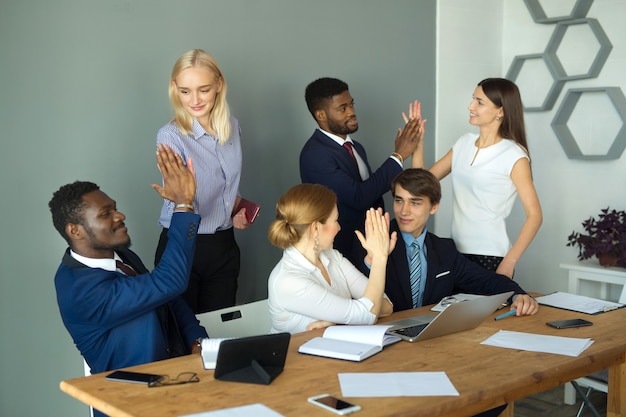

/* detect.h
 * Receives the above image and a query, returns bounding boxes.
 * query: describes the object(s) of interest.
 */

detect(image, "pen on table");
[494,309,517,321]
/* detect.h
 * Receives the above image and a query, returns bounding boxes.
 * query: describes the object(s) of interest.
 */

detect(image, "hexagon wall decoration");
[506,53,565,112]
[545,18,612,81]
[523,0,593,24]
[552,87,626,160]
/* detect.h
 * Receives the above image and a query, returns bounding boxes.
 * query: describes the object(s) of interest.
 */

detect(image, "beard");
[327,117,358,136]
[83,224,132,252]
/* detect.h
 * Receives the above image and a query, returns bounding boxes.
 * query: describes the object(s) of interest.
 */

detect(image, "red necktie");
[342,142,358,167]
[116,260,137,276]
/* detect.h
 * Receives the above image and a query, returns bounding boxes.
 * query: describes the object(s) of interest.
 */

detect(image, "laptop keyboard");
[394,322,429,337]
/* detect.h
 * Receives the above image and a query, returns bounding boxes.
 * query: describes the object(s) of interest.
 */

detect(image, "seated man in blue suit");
[381,168,538,315]
[379,168,539,417]
[300,77,424,273]
[49,145,207,417]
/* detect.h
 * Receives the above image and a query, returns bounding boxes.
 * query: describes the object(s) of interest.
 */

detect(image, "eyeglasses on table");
[148,372,199,387]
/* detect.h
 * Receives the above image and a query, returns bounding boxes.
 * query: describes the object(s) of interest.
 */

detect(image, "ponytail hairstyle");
[268,184,337,249]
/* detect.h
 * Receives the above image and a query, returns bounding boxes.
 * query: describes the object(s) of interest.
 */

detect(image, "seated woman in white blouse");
[267,183,394,334]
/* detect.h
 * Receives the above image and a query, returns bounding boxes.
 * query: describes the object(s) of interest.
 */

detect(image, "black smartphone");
[105,370,163,384]
[546,319,593,329]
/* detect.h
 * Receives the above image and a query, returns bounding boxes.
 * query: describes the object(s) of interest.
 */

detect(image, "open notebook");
[298,325,400,361]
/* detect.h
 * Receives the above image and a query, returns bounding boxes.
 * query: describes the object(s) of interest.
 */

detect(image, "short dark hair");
[305,77,349,118]
[49,181,100,245]
[391,169,441,205]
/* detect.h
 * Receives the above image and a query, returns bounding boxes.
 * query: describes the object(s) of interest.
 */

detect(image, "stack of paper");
[536,292,625,314]
[180,403,284,417]
[338,372,459,397]
[481,330,594,357]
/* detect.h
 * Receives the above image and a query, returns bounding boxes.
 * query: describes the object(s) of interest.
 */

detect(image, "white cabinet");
[561,261,626,301]
[560,261,626,406]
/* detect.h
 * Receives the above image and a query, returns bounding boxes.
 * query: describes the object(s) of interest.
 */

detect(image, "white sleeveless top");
[450,133,528,256]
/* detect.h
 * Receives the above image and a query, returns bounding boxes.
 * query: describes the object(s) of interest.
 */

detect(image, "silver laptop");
[386,291,514,342]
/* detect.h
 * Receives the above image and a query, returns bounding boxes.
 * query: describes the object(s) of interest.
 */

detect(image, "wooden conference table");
[60,303,626,417]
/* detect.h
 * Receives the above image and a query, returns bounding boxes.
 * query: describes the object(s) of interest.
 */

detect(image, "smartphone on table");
[546,318,593,329]
[308,394,361,415]
[105,370,163,385]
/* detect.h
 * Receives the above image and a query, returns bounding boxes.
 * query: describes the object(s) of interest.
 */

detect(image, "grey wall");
[0,1,436,416]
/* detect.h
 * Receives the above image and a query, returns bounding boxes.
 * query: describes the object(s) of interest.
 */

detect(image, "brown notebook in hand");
[234,198,261,223]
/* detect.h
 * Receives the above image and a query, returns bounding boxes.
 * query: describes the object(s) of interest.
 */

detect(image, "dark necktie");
[342,141,358,167]
[409,241,422,308]
[116,260,137,276]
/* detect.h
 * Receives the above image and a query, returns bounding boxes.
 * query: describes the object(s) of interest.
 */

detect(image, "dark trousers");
[155,227,240,314]
[463,254,504,272]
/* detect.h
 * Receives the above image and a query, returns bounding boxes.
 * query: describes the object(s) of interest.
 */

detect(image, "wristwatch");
[191,337,203,351]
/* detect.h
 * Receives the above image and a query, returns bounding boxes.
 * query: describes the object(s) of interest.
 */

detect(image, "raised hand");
[151,144,196,206]
[402,100,423,124]
[355,208,392,261]
[360,208,397,266]
[400,100,428,168]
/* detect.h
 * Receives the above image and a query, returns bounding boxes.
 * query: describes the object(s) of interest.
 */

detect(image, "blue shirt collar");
[401,228,427,250]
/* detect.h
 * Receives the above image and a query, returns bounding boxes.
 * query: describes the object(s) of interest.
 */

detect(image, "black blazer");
[300,129,402,272]
[385,219,526,312]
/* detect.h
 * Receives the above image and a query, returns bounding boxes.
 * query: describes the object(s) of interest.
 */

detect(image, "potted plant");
[567,207,626,267]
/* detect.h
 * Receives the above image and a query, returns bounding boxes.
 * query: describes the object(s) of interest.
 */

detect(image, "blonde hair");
[168,49,231,144]
[268,184,337,249]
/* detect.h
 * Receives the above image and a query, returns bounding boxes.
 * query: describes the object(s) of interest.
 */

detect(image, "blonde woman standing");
[155,49,252,313]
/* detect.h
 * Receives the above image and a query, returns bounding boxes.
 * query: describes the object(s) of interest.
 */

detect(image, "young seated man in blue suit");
[50,145,207,417]
[300,77,425,273]
[379,168,539,417]
[381,168,538,315]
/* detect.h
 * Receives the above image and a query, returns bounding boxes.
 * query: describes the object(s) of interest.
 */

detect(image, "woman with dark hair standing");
[411,78,542,278]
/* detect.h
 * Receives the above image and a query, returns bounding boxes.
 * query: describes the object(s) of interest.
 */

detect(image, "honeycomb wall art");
[506,0,623,160]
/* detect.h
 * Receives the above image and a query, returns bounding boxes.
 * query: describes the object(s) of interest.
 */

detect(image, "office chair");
[83,359,94,417]
[196,299,270,338]
[567,284,626,417]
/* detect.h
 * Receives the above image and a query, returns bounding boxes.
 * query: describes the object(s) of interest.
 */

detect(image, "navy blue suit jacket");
[385,219,527,312]
[300,129,402,272]
[54,212,208,376]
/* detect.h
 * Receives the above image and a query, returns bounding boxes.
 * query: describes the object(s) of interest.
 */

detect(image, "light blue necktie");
[409,241,422,308]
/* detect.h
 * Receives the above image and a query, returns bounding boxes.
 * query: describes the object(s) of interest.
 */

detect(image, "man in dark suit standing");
[300,77,423,272]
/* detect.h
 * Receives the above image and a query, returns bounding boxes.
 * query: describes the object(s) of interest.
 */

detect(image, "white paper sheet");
[481,330,594,357]
[179,403,284,417]
[536,292,624,314]
[338,372,459,397]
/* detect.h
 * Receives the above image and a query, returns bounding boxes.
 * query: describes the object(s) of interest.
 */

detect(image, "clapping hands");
[356,208,398,264]
[151,144,196,206]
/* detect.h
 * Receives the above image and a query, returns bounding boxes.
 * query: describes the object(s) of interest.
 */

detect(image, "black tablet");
[213,332,290,385]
